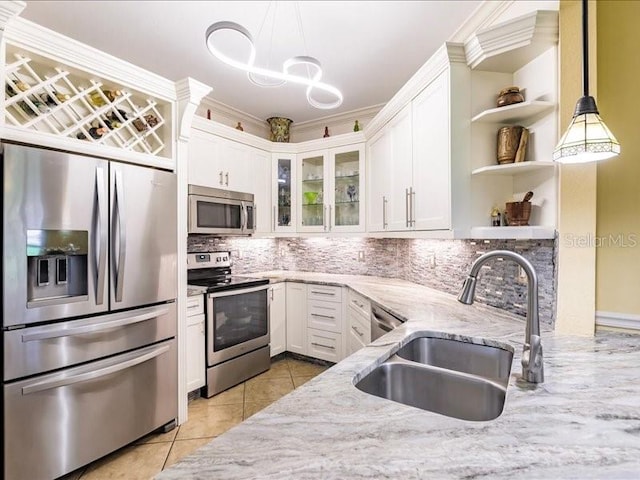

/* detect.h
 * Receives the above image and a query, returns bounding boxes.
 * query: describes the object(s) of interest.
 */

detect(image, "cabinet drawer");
[307,284,342,303]
[347,289,371,318]
[307,328,342,363]
[348,305,371,345]
[186,295,204,316]
[308,300,343,333]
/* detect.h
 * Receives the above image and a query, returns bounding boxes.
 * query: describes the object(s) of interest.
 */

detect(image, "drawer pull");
[352,326,364,337]
[311,290,335,296]
[311,313,335,320]
[311,342,335,350]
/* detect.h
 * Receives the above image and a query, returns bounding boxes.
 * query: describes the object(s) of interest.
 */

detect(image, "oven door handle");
[208,284,270,299]
[21,305,170,342]
[21,343,171,395]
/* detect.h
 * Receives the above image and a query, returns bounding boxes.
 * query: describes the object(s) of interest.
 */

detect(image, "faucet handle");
[522,334,544,383]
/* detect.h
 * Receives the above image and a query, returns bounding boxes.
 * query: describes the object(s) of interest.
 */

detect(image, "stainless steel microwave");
[188,185,255,235]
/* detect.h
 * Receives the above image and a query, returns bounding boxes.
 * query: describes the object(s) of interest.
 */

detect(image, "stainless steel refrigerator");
[2,142,178,480]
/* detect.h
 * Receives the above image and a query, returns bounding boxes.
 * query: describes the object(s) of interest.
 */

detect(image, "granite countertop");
[161,272,640,479]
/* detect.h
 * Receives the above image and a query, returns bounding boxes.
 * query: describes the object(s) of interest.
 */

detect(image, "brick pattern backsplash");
[187,235,557,326]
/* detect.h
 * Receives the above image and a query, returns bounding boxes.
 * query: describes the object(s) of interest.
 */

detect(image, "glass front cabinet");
[272,153,297,233]
[298,144,365,233]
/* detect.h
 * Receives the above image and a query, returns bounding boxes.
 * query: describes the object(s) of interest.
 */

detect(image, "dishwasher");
[370,303,405,340]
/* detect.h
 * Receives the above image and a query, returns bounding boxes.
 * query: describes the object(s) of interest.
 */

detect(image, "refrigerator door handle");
[96,166,107,305]
[20,305,170,342]
[21,343,171,395]
[114,169,126,303]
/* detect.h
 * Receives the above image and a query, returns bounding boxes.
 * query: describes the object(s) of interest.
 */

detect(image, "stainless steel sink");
[396,336,513,387]
[355,336,513,421]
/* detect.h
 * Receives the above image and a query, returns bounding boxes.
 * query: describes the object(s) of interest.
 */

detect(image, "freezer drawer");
[4,339,177,480]
[4,302,176,381]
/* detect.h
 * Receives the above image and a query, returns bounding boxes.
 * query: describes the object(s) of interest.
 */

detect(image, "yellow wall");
[555,0,598,335]
[595,0,640,316]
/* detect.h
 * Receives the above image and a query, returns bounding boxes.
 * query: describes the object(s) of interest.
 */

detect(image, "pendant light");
[553,0,620,163]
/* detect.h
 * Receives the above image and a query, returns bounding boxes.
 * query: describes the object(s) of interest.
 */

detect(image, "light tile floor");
[58,355,328,480]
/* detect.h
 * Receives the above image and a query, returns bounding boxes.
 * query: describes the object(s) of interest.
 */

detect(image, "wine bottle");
[29,96,50,114]
[107,109,128,122]
[76,126,109,140]
[132,117,148,132]
[103,118,121,129]
[13,75,29,92]
[104,89,122,102]
[144,114,159,128]
[89,91,106,107]
[6,84,17,97]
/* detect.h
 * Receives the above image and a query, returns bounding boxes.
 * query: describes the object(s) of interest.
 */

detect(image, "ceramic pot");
[266,117,293,143]
[496,86,524,108]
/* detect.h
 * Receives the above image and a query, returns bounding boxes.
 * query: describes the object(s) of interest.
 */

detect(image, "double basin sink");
[355,335,514,421]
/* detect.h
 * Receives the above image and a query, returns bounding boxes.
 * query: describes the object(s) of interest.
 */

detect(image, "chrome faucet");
[458,250,544,383]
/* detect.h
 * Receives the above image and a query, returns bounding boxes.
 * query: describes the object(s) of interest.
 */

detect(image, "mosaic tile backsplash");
[187,236,557,326]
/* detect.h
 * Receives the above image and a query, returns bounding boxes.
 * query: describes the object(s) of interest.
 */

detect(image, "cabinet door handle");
[323,205,327,231]
[311,290,335,296]
[382,195,388,230]
[405,188,410,228]
[352,325,364,337]
[273,205,277,230]
[311,313,335,320]
[329,204,332,231]
[311,342,335,350]
[225,172,229,186]
[410,187,416,226]
[219,171,224,185]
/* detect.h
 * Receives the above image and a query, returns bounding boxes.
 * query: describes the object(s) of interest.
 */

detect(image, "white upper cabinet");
[272,153,298,233]
[249,148,272,234]
[366,45,470,235]
[298,144,365,233]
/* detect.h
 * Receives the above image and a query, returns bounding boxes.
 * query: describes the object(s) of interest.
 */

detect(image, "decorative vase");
[497,125,528,164]
[266,117,293,142]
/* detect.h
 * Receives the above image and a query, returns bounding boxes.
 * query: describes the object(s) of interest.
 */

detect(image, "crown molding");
[191,115,365,154]
[176,78,213,142]
[290,103,383,137]
[199,96,269,137]
[0,1,24,31]
[449,1,514,43]
[4,17,176,100]
[464,10,559,72]
[364,42,465,139]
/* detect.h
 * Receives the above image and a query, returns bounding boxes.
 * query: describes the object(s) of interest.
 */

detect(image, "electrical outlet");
[358,251,365,262]
[427,253,436,268]
[279,248,286,257]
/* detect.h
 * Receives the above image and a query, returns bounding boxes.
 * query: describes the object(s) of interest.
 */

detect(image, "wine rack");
[3,49,170,157]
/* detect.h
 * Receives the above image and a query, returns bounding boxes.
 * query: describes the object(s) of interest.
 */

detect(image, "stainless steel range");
[187,252,270,397]
[2,142,178,480]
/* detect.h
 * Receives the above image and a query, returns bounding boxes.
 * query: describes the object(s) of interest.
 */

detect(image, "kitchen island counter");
[159,272,640,479]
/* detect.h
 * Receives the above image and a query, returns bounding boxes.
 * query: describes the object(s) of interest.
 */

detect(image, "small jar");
[496,86,524,108]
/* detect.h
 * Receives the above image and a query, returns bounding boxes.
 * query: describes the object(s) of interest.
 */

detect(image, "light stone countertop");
[160,271,640,479]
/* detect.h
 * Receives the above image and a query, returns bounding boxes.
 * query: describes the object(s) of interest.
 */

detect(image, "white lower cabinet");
[307,328,343,363]
[285,282,307,355]
[186,295,205,392]
[269,283,286,357]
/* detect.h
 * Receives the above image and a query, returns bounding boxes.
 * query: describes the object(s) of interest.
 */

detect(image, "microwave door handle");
[241,202,248,232]
[95,166,107,305]
[114,169,126,303]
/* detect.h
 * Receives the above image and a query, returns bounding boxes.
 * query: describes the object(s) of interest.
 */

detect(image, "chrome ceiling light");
[553,0,620,164]
[205,2,343,110]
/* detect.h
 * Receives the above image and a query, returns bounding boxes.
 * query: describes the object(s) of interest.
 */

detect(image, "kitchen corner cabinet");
[285,282,307,355]
[272,153,298,233]
[186,295,205,392]
[347,289,371,356]
[298,144,365,233]
[367,56,470,234]
[269,283,286,357]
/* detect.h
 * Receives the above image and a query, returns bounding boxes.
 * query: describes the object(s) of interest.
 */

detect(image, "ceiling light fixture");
[205,3,343,110]
[553,0,619,163]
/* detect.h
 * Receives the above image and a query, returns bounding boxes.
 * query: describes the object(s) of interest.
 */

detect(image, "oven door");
[188,194,245,235]
[206,285,270,366]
